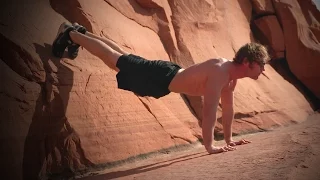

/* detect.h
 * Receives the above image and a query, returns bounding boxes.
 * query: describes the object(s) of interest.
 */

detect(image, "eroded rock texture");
[0,0,317,179]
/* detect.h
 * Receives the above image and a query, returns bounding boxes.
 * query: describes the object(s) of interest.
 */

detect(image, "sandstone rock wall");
[251,0,320,99]
[0,0,317,179]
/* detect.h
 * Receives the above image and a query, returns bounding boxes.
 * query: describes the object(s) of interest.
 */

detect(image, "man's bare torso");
[169,58,233,95]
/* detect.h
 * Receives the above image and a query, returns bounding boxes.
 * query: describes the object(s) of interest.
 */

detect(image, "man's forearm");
[222,107,234,143]
[202,108,218,152]
[202,117,214,150]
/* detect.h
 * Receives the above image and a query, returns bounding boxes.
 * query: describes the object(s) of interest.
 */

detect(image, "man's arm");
[221,80,251,146]
[202,76,235,154]
[202,83,221,152]
[221,82,235,144]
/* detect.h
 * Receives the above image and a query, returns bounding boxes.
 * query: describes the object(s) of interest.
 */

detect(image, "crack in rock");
[239,119,268,132]
[234,110,277,119]
[170,135,193,143]
[104,1,156,34]
[103,0,179,59]
[137,97,191,144]
[85,73,92,92]
[252,13,276,20]
[137,97,164,128]
[233,110,278,131]
[63,61,83,72]
[0,91,29,105]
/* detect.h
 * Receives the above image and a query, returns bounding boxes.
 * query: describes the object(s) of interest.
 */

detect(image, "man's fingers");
[235,141,244,145]
[209,145,237,154]
[224,145,236,151]
[235,139,251,145]
[242,139,251,144]
[209,147,227,154]
[212,147,227,154]
[228,139,251,146]
[227,139,251,148]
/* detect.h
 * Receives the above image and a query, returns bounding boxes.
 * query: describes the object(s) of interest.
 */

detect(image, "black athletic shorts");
[116,54,181,98]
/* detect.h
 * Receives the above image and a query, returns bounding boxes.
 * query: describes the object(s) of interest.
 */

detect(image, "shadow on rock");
[23,43,93,180]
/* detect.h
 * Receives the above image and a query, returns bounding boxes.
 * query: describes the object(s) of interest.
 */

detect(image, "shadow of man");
[23,43,93,180]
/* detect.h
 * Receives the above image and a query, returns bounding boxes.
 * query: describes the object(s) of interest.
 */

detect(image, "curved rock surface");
[272,0,320,99]
[0,0,317,179]
[251,0,275,14]
[253,16,285,59]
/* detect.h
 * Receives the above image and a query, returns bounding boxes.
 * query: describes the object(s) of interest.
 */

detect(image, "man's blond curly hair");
[233,43,270,66]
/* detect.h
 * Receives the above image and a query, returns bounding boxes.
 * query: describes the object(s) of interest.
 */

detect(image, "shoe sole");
[68,45,80,59]
[52,22,73,58]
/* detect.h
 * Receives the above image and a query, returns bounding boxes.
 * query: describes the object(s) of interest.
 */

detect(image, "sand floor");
[78,113,320,180]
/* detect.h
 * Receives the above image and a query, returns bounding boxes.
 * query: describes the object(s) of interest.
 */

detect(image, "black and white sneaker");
[67,22,87,59]
[52,22,75,58]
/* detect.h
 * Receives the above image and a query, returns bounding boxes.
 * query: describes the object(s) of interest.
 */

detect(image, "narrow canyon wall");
[0,0,317,179]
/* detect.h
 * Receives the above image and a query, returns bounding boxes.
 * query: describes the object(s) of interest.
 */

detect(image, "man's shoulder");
[220,57,232,63]
[205,58,232,65]
[205,59,230,85]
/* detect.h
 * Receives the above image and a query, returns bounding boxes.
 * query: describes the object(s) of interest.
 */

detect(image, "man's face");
[248,61,265,80]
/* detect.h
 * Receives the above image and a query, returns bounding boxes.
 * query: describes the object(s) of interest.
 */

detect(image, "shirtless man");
[52,22,270,154]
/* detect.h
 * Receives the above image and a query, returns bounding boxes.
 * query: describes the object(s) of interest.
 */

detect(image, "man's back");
[168,58,230,96]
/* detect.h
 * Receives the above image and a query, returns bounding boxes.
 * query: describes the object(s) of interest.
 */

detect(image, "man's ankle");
[69,30,77,43]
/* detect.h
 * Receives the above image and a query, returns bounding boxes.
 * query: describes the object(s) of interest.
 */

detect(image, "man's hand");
[206,145,236,154]
[227,139,251,146]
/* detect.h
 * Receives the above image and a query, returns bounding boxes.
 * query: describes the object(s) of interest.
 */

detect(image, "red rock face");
[254,16,285,59]
[0,0,316,179]
[272,0,320,99]
[251,0,275,14]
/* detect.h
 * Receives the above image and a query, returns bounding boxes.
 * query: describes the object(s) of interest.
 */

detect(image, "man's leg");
[68,23,130,59]
[69,30,122,72]
[85,32,129,56]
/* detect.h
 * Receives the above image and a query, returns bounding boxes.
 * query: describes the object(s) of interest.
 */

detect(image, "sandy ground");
[78,113,320,180]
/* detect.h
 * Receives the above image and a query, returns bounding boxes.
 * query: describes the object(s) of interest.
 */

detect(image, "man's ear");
[242,57,249,67]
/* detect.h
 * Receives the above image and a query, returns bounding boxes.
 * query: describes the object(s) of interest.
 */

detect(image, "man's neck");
[228,62,246,80]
